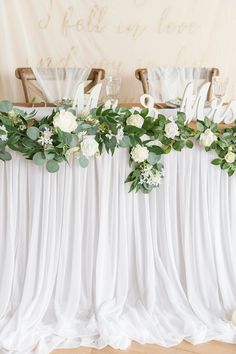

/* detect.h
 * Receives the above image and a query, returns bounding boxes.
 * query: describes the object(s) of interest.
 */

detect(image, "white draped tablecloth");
[0,134,236,353]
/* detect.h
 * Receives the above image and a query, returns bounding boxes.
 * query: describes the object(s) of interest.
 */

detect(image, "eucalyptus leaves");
[0,99,236,193]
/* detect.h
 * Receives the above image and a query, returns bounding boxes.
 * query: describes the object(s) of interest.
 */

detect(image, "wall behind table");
[0,0,236,102]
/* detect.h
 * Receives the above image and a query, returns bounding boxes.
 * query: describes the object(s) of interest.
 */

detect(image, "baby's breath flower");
[8,110,22,125]
[139,163,164,187]
[37,127,53,146]
[19,124,26,131]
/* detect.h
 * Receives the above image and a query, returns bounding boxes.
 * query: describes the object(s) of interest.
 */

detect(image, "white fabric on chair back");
[32,67,91,102]
[147,67,212,102]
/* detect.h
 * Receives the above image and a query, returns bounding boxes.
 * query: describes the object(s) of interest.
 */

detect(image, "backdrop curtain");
[0,147,236,353]
[0,0,236,102]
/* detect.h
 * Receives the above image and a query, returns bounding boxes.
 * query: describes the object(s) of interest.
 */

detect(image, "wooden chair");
[15,67,105,103]
[135,67,220,102]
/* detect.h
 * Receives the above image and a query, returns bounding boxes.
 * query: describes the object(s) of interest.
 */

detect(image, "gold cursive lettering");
[157,8,198,34]
[117,23,147,40]
[37,46,77,67]
[38,0,53,29]
[62,4,107,36]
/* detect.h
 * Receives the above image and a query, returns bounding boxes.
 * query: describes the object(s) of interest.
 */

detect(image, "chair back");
[15,67,105,103]
[135,67,220,102]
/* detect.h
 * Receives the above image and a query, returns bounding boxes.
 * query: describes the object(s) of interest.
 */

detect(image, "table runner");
[0,145,236,353]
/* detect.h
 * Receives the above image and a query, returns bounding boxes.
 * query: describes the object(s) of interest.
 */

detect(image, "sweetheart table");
[0,107,236,354]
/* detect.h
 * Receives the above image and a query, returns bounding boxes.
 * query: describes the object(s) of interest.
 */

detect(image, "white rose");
[126,114,144,128]
[225,151,236,164]
[53,110,78,133]
[199,129,217,147]
[131,145,149,163]
[80,135,99,157]
[165,121,180,139]
[232,310,236,326]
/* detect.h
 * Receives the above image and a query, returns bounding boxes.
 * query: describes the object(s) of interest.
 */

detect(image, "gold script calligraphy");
[37,46,77,67]
[157,8,198,34]
[38,0,53,29]
[62,4,107,36]
[38,1,199,39]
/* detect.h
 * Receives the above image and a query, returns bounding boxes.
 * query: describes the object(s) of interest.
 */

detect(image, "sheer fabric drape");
[147,67,212,102]
[32,67,91,102]
[0,144,236,353]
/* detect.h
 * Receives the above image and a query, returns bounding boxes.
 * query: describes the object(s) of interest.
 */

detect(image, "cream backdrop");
[0,0,236,102]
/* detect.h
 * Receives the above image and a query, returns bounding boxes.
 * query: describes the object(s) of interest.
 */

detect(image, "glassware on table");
[105,76,121,105]
[212,76,228,105]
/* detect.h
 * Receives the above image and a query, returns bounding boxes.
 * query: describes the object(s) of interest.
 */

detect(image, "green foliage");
[0,150,11,161]
[119,136,131,147]
[147,152,160,165]
[27,127,40,140]
[33,152,45,165]
[186,139,194,148]
[1,100,236,193]
[79,155,89,168]
[46,160,59,173]
[0,101,13,113]
[211,158,221,165]
[196,121,205,132]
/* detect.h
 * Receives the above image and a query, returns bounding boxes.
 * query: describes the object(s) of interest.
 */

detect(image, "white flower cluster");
[80,135,99,157]
[200,129,217,147]
[116,127,124,143]
[165,119,180,139]
[140,164,164,187]
[131,145,149,163]
[0,125,8,141]
[37,127,53,146]
[105,126,124,144]
[53,110,77,133]
[8,110,22,125]
[225,147,236,164]
[126,114,144,128]
[66,134,99,159]
[19,124,26,131]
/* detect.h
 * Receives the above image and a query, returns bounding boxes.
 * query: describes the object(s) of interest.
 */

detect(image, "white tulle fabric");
[32,67,91,102]
[0,145,236,354]
[147,67,212,102]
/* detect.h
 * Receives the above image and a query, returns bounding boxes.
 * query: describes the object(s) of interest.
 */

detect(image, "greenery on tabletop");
[196,117,236,176]
[0,99,236,193]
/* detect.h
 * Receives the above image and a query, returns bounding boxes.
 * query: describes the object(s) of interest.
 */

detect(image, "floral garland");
[0,100,236,194]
